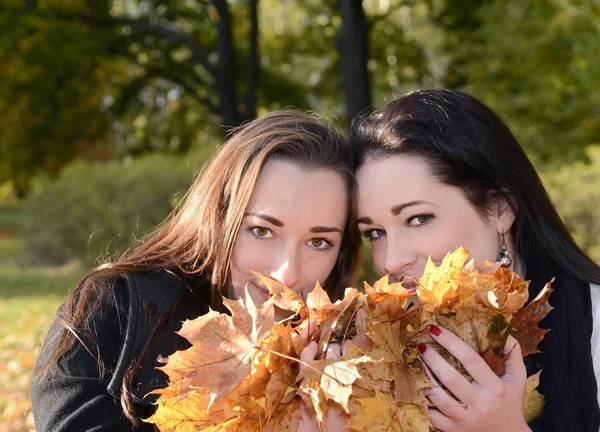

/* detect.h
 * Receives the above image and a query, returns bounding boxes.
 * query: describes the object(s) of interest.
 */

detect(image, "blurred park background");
[1,0,600,430]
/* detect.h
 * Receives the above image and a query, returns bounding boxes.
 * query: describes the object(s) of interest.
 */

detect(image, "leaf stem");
[257,347,346,387]
[427,403,468,408]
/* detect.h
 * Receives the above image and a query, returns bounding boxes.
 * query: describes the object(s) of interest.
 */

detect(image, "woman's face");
[230,159,347,306]
[356,155,515,285]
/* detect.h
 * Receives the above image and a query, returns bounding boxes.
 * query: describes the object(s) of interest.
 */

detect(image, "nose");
[269,247,301,289]
[383,239,417,278]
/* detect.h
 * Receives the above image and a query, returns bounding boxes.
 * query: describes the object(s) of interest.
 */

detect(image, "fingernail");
[430,325,442,336]
[418,343,427,354]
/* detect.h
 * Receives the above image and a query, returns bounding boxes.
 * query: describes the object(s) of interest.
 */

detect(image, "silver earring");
[497,229,512,268]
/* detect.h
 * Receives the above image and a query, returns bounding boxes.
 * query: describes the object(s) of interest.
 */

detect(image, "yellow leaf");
[417,248,468,312]
[524,371,545,423]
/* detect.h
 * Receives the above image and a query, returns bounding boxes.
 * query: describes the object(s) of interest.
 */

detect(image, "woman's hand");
[296,334,351,432]
[419,325,531,432]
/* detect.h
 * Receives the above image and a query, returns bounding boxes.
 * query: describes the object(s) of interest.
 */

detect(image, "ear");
[494,195,516,234]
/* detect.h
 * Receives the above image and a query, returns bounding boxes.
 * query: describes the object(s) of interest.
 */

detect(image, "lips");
[249,282,270,300]
[399,276,418,290]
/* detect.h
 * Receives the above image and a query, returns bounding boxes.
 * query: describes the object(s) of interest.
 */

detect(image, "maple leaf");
[227,323,296,419]
[524,371,545,423]
[149,247,552,431]
[145,387,239,431]
[416,247,470,312]
[158,291,275,410]
[298,379,328,432]
[348,390,431,432]
[474,268,530,315]
[365,275,414,321]
[253,272,308,320]
[348,390,401,432]
[511,283,554,356]
[320,356,371,412]
[306,282,336,321]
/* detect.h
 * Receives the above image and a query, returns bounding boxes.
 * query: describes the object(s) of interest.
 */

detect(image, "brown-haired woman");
[31,110,362,431]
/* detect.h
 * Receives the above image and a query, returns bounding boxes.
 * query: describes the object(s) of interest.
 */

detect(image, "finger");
[298,400,319,431]
[427,407,455,432]
[418,343,475,403]
[503,334,518,355]
[300,341,318,371]
[423,386,466,421]
[502,335,526,384]
[326,342,342,360]
[298,318,317,340]
[299,323,309,339]
[429,325,499,387]
[309,319,317,337]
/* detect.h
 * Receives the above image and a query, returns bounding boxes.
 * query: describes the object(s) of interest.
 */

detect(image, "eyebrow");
[245,213,342,234]
[244,212,284,227]
[357,200,433,225]
[391,200,431,215]
[310,226,342,234]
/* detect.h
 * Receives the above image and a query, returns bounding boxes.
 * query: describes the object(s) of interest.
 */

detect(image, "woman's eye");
[309,238,331,250]
[363,229,385,241]
[251,227,272,238]
[408,213,434,226]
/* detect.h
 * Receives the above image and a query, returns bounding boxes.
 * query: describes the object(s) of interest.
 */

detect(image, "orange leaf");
[254,272,308,320]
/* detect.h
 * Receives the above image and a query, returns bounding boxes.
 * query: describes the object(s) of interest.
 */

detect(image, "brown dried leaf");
[321,356,371,412]
[348,390,402,432]
[511,283,554,357]
[254,272,308,320]
[298,379,328,432]
[159,293,274,410]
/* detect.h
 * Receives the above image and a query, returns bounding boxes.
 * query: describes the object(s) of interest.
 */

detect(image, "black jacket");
[31,271,209,431]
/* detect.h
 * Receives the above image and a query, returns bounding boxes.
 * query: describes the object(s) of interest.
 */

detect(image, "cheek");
[301,251,340,293]
[371,241,387,274]
[230,237,269,292]
[426,216,498,263]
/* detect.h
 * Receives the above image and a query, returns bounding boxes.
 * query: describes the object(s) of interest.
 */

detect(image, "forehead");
[247,159,347,225]
[356,155,460,214]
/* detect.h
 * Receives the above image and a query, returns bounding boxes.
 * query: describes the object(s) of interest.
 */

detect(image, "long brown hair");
[40,110,361,423]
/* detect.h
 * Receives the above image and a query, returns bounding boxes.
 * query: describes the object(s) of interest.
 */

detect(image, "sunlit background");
[1,1,599,430]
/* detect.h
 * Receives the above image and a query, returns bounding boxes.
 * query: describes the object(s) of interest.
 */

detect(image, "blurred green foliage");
[542,146,600,263]
[0,0,598,268]
[22,154,201,265]
[3,0,600,191]
[454,1,600,165]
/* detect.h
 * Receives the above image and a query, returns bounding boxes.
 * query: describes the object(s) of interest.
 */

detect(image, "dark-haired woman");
[351,89,600,431]
[31,110,362,431]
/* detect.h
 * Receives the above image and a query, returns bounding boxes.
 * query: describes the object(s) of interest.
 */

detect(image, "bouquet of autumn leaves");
[146,248,552,431]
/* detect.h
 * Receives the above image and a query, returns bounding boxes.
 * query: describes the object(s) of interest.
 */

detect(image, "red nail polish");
[418,343,427,354]
[430,325,442,336]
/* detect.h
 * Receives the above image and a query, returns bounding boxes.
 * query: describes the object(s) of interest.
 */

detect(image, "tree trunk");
[337,0,371,131]
[214,0,242,128]
[243,0,259,121]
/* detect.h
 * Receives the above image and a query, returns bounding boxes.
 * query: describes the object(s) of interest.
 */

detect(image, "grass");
[0,207,87,431]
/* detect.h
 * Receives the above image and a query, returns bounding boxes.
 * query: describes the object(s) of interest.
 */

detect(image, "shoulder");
[107,270,210,396]
[34,270,209,394]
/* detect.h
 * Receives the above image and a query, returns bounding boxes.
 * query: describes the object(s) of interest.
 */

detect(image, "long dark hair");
[350,89,600,431]
[39,110,362,424]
